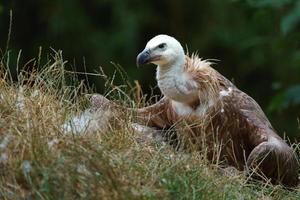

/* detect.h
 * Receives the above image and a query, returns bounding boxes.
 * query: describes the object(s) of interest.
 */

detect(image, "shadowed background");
[0,0,299,138]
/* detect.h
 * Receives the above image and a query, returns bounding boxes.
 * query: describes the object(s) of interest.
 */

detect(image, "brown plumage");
[93,35,299,186]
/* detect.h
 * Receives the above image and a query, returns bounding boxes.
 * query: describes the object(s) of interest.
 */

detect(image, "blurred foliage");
[0,0,299,137]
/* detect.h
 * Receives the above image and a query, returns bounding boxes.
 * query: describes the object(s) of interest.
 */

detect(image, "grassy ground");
[0,51,299,200]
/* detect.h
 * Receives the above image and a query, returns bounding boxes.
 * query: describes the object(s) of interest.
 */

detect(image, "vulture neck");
[156,55,197,103]
[156,56,185,79]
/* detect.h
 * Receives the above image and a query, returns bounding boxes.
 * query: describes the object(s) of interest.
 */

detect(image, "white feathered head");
[136,34,185,67]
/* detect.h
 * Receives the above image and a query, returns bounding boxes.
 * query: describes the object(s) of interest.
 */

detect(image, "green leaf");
[281,1,300,34]
[268,91,287,112]
[269,85,300,112]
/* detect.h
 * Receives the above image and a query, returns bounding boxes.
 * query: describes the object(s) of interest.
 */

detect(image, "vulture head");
[136,35,185,68]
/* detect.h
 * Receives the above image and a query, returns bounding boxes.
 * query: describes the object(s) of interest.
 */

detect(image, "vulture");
[93,34,299,186]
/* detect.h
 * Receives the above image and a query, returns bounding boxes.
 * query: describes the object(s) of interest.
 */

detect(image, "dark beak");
[136,49,151,67]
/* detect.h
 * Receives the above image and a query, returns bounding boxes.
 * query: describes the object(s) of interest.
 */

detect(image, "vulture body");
[94,35,299,186]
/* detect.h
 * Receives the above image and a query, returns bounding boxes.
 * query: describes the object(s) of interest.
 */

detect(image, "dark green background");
[0,0,299,139]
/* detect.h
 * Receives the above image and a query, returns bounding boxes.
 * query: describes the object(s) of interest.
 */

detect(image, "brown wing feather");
[184,54,299,186]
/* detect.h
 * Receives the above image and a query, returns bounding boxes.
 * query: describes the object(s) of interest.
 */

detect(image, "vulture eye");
[158,43,166,49]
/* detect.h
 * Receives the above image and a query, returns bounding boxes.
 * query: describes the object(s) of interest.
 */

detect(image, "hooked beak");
[136,49,151,67]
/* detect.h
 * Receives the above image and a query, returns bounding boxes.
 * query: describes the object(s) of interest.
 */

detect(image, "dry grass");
[0,50,299,200]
